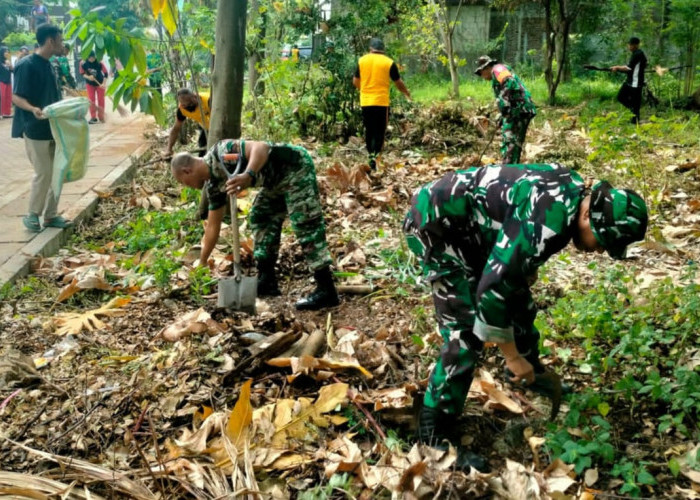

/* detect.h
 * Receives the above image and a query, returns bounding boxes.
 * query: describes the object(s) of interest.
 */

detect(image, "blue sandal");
[43,215,73,229]
[23,213,41,232]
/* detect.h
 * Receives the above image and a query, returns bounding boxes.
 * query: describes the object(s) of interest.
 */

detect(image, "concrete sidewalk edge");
[0,141,152,287]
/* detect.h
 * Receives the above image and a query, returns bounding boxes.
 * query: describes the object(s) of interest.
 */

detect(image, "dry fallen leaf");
[158,308,224,342]
[50,297,131,336]
[267,354,373,381]
[584,468,599,487]
[57,274,114,302]
[226,379,253,448]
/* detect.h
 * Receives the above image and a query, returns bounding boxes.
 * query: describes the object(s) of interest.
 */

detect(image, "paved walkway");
[0,108,153,285]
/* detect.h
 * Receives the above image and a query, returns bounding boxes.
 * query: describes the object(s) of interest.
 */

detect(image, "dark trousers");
[617,83,642,121]
[361,106,389,160]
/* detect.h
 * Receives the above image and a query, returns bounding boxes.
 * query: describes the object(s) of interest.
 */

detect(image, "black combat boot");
[417,406,490,473]
[295,266,339,311]
[256,259,281,297]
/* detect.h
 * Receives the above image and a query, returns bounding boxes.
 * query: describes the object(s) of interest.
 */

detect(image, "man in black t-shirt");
[12,24,72,232]
[611,37,647,124]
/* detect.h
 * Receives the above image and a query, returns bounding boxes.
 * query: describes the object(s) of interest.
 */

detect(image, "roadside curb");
[0,141,151,287]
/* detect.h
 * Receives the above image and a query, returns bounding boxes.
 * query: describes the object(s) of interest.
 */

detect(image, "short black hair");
[36,24,61,46]
[370,38,385,51]
[177,88,194,97]
[629,36,641,45]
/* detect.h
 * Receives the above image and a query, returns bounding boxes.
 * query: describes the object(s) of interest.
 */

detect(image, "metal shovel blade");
[218,190,257,314]
[217,275,258,314]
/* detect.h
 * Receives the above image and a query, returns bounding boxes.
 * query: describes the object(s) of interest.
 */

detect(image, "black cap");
[369,37,385,52]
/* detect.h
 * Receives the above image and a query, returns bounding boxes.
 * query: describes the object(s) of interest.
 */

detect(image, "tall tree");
[428,0,465,98]
[669,0,699,96]
[247,0,265,97]
[542,0,581,104]
[497,0,589,104]
[208,0,247,145]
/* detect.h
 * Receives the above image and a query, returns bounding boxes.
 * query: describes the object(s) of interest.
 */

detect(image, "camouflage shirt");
[203,139,307,211]
[491,64,536,121]
[408,163,586,343]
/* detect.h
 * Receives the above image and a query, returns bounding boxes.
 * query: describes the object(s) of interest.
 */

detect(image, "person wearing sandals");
[12,24,72,232]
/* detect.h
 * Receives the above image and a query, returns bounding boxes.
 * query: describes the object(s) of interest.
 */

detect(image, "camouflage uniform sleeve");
[203,140,240,211]
[473,188,569,344]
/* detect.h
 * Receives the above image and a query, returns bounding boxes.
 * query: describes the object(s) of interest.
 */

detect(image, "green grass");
[405,72,623,107]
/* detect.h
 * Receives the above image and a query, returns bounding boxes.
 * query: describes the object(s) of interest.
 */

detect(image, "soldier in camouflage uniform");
[403,163,648,471]
[475,56,536,163]
[171,139,339,311]
[50,44,75,89]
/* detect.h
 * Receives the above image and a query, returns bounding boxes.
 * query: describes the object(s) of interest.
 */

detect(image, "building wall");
[448,5,491,49]
[448,2,545,71]
[489,4,545,66]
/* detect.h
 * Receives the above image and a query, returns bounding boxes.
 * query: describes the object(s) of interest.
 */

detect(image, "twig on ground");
[49,401,105,445]
[126,425,166,500]
[332,376,386,441]
[147,412,169,498]
[0,389,21,412]
[15,400,52,440]
[511,391,545,417]
[132,403,150,434]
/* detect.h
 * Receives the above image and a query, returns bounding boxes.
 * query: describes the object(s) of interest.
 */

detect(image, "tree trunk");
[248,0,265,97]
[543,0,576,104]
[446,34,460,98]
[543,0,556,104]
[555,31,571,83]
[433,0,460,98]
[209,0,247,146]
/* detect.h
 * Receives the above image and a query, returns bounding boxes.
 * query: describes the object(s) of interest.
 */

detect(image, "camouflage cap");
[589,181,648,259]
[474,55,497,75]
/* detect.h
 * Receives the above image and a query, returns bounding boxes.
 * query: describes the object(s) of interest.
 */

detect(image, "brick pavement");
[0,108,153,285]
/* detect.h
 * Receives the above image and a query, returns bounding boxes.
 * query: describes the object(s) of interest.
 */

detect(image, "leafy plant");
[64,8,165,123]
[297,473,358,500]
[1,31,36,50]
[112,209,201,253]
[189,266,217,303]
[540,266,700,495]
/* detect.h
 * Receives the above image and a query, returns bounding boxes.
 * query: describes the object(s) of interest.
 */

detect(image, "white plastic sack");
[44,97,90,199]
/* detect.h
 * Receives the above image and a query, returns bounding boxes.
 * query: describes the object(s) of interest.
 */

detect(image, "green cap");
[589,181,648,259]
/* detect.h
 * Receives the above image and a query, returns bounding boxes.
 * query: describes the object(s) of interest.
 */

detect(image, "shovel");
[217,167,257,314]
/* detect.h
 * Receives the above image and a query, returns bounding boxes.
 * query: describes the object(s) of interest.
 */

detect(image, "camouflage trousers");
[248,149,332,272]
[403,214,542,415]
[501,116,531,164]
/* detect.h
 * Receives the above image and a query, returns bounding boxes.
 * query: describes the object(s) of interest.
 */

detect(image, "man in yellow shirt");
[353,38,411,171]
[165,88,211,158]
